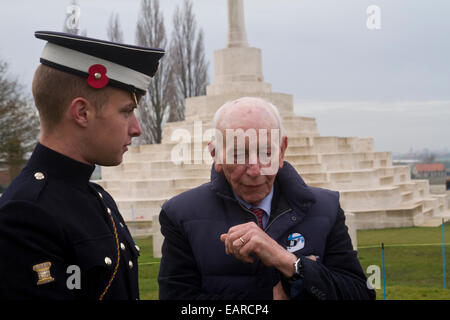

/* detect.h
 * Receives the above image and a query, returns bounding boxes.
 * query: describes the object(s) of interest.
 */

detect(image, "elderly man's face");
[212,101,287,206]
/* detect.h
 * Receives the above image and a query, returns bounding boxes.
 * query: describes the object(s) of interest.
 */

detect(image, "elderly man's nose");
[246,163,261,176]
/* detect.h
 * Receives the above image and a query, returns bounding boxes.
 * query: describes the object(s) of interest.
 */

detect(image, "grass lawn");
[136,237,160,300]
[136,224,450,300]
[357,224,450,300]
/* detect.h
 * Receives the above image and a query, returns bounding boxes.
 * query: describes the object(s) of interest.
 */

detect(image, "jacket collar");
[210,161,316,214]
[27,143,96,187]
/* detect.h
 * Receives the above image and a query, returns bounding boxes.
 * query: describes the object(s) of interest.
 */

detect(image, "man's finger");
[227,221,255,235]
[220,234,231,255]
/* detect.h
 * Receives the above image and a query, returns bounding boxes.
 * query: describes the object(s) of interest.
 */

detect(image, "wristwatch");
[289,257,304,282]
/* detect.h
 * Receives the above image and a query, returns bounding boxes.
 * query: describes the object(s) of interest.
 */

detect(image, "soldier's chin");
[97,155,123,167]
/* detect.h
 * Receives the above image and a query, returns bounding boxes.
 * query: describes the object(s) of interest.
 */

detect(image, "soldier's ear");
[69,97,92,128]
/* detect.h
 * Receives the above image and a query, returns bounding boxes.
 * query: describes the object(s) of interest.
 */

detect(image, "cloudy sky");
[0,0,449,154]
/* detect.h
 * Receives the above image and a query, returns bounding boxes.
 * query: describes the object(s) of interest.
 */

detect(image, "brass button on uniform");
[98,192,103,199]
[135,245,140,252]
[104,257,112,266]
[128,261,133,269]
[120,243,126,251]
[34,172,45,180]
[107,208,112,215]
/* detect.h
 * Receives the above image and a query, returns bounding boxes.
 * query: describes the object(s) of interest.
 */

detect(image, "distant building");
[412,163,447,193]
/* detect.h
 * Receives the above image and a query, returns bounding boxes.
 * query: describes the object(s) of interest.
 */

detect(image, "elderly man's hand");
[219,222,298,278]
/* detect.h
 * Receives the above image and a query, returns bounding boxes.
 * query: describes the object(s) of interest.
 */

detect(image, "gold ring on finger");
[239,237,245,245]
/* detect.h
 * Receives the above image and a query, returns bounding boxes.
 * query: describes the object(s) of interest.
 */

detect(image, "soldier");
[0,31,164,299]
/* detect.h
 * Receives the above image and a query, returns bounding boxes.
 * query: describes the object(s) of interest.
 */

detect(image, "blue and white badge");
[286,233,305,253]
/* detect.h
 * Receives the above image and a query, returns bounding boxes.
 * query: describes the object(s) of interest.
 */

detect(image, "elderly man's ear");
[208,141,223,173]
[279,136,288,169]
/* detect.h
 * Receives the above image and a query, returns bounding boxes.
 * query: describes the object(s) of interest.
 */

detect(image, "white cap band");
[41,42,151,92]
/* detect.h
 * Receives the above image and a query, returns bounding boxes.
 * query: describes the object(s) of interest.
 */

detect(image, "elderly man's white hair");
[212,97,287,139]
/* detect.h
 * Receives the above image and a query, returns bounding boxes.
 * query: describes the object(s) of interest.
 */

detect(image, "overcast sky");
[0,0,449,154]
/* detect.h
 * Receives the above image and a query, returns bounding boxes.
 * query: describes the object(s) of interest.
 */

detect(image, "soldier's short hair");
[32,64,111,130]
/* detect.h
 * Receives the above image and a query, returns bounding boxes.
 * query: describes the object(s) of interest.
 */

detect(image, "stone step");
[418,216,447,227]
[339,186,403,211]
[350,202,425,229]
[326,169,385,189]
[284,154,320,165]
[299,172,328,183]
[396,181,429,198]
[379,175,394,186]
[291,163,325,174]
[107,169,211,180]
[96,177,208,192]
[401,191,414,202]
[307,181,330,188]
[320,152,392,170]
[102,161,211,177]
[311,137,374,153]
[106,186,192,200]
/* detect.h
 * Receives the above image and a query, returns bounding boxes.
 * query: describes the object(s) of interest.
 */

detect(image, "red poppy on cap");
[87,64,109,89]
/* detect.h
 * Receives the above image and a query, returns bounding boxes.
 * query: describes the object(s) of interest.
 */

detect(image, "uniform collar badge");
[32,262,55,285]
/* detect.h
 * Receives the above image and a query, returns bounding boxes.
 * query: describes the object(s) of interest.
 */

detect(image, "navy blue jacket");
[158,162,375,300]
[0,143,140,300]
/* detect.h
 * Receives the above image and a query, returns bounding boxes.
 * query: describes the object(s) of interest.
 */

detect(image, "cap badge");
[32,261,55,285]
[87,64,109,89]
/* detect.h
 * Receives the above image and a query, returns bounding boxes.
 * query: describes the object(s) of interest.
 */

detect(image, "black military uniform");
[0,144,139,299]
[0,31,164,300]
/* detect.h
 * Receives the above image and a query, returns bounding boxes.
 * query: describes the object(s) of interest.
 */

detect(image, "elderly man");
[158,97,375,300]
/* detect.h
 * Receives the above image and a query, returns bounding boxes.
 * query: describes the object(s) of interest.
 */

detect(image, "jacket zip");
[265,208,292,231]
[236,201,261,225]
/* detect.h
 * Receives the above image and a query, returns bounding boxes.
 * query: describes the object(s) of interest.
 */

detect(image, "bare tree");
[107,12,124,43]
[0,61,39,181]
[168,0,209,122]
[135,0,174,144]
